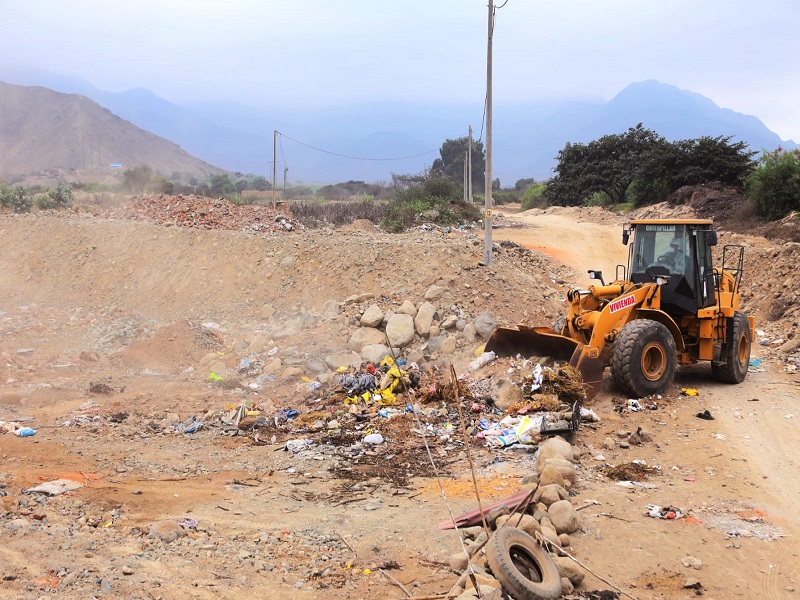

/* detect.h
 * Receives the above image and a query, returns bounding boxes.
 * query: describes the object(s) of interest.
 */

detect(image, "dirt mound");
[116,194,303,232]
[665,182,758,232]
[110,319,223,375]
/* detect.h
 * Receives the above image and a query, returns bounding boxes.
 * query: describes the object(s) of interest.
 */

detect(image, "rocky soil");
[1,196,799,599]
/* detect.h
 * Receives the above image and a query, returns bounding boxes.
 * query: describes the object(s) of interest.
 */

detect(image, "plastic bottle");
[14,427,36,437]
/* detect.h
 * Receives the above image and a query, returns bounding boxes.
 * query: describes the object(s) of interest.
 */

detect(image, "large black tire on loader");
[612,319,677,398]
[712,311,751,383]
[485,526,562,600]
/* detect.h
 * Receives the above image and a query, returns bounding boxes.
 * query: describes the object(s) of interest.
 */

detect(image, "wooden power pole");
[468,125,473,202]
[484,0,494,266]
[272,130,277,209]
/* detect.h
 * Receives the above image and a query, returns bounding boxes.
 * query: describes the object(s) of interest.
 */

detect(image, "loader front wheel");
[612,320,677,398]
[712,312,751,384]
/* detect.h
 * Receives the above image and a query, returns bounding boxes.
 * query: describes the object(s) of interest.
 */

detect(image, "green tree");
[205,173,237,196]
[546,125,757,207]
[514,177,537,192]
[430,137,486,193]
[545,125,665,206]
[248,175,270,191]
[745,148,800,221]
[423,176,456,200]
[151,176,174,194]
[123,165,153,193]
[671,136,756,187]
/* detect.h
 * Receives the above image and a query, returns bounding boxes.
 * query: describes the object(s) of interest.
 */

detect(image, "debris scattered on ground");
[646,504,684,520]
[604,461,660,481]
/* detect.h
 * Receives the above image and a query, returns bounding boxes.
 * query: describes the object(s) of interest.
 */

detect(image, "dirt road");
[1,205,798,599]
[493,206,800,598]
[493,208,627,276]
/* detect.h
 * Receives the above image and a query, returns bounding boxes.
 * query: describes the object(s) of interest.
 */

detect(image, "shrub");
[520,181,548,210]
[0,184,32,213]
[292,199,388,228]
[47,183,74,208]
[381,185,481,233]
[745,148,800,221]
[34,193,55,210]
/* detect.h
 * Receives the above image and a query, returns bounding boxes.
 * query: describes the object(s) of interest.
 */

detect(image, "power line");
[279,134,287,170]
[276,130,438,161]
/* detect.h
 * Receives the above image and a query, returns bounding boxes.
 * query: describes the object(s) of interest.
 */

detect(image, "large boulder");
[386,314,415,348]
[325,351,362,370]
[425,335,445,354]
[415,302,436,336]
[424,284,446,300]
[441,315,459,330]
[360,305,384,328]
[548,500,581,534]
[495,514,541,538]
[361,344,393,365]
[541,457,577,485]
[473,311,497,340]
[553,557,585,586]
[397,300,417,316]
[348,327,386,351]
[538,465,566,489]
[534,484,569,507]
[463,323,477,343]
[441,336,457,354]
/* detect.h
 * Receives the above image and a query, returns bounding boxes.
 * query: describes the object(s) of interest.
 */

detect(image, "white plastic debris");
[364,433,384,445]
[468,351,496,372]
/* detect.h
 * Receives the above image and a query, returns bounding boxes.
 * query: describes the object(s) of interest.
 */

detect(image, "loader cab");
[625,220,717,315]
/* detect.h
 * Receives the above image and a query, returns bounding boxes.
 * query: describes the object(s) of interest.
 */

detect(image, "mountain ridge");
[0,66,795,185]
[0,81,223,182]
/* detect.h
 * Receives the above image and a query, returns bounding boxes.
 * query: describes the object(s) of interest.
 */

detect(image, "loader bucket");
[485,325,605,400]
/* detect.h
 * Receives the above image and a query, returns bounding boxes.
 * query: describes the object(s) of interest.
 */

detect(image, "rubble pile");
[118,194,303,232]
[440,435,586,598]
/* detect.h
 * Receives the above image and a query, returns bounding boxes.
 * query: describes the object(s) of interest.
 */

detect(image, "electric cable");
[276,131,437,161]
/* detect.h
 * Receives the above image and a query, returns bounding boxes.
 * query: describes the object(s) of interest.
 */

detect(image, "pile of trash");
[460,352,592,449]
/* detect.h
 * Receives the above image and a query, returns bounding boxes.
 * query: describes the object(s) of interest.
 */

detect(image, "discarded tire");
[611,319,677,398]
[712,311,751,383]
[486,527,562,600]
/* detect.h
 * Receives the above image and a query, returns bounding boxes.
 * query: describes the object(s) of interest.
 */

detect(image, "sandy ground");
[1,206,799,599]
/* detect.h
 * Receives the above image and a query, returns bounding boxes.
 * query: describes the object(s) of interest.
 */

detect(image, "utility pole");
[484,0,494,266]
[468,125,473,202]
[272,130,277,209]
[463,151,468,201]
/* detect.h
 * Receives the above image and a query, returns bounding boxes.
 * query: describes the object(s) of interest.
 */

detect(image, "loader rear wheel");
[612,320,677,398]
[712,312,751,383]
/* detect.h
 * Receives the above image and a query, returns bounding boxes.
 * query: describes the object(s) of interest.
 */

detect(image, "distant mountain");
[0,66,795,185]
[0,81,223,182]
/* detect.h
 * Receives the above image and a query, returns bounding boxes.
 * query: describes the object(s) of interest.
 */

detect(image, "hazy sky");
[1,0,798,141]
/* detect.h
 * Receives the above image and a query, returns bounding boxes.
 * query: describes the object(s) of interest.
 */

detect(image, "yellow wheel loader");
[486,219,754,399]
